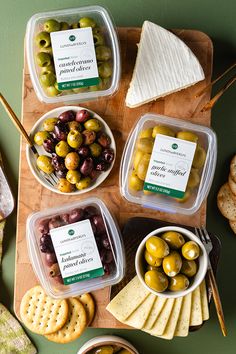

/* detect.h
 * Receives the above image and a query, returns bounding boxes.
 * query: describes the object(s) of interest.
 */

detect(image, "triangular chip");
[126,21,205,108]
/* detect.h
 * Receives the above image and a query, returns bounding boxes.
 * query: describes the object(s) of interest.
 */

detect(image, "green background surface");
[0,0,235,353]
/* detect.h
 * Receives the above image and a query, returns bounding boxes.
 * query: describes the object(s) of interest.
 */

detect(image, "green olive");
[79,17,96,28]
[65,152,80,170]
[168,274,190,292]
[34,131,50,145]
[36,52,52,67]
[138,128,153,139]
[146,236,169,258]
[182,241,200,260]
[176,131,198,143]
[144,250,162,267]
[89,143,102,157]
[47,86,60,96]
[174,188,191,203]
[187,168,200,188]
[35,31,51,48]
[93,32,105,46]
[118,350,131,354]
[41,64,55,74]
[181,259,197,277]
[136,153,150,180]
[66,170,81,184]
[60,22,70,30]
[55,141,70,157]
[162,251,182,277]
[161,231,185,249]
[146,264,161,271]
[43,19,61,33]
[137,137,154,153]
[84,118,102,132]
[71,22,79,29]
[43,118,58,132]
[39,72,56,87]
[40,46,53,55]
[36,155,54,174]
[152,125,175,138]
[90,345,114,354]
[133,150,144,171]
[67,130,83,149]
[95,46,112,61]
[98,62,112,78]
[76,177,92,190]
[128,171,143,191]
[144,270,168,292]
[192,145,206,169]
[57,178,74,193]
[89,78,103,92]
[68,121,82,132]
[143,189,154,195]
[72,87,89,93]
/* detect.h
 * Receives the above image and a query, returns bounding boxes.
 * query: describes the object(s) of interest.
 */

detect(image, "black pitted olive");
[43,138,55,153]
[91,215,106,235]
[78,146,90,158]
[40,234,54,253]
[54,121,69,141]
[69,208,85,224]
[58,110,76,123]
[101,148,114,164]
[80,157,94,176]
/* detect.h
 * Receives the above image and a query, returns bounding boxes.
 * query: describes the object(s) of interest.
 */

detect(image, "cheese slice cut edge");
[126,21,205,108]
[174,292,192,337]
[124,293,156,329]
[189,285,203,326]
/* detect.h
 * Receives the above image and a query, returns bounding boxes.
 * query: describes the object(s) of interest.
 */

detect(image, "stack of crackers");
[20,286,95,343]
[217,155,236,233]
[107,276,209,340]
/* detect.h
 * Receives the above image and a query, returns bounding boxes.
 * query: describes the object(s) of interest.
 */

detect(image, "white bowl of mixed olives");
[135,226,208,298]
[26,106,116,194]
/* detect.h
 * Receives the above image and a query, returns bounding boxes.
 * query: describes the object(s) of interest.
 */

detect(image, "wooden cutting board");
[14,27,213,328]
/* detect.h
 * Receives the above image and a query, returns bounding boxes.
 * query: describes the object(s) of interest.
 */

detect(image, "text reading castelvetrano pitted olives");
[128,124,207,203]
[38,204,115,286]
[34,109,115,193]
[87,344,132,354]
[143,231,201,293]
[34,17,113,97]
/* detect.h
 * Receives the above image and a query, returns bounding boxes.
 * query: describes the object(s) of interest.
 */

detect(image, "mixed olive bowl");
[135,226,208,298]
[26,106,116,195]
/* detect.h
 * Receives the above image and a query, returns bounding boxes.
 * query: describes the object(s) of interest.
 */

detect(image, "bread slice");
[126,21,205,108]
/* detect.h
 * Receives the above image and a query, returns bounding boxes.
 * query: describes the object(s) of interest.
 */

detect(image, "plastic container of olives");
[26,6,120,104]
[120,113,217,215]
[26,197,125,299]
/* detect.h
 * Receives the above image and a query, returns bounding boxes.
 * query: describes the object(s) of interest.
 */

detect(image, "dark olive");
[55,169,67,179]
[38,219,49,234]
[82,130,96,145]
[69,208,85,224]
[54,121,69,141]
[76,109,90,123]
[51,153,66,171]
[100,248,113,264]
[60,213,70,225]
[43,138,55,153]
[84,206,98,218]
[45,252,57,266]
[77,146,90,158]
[80,157,94,176]
[40,234,54,253]
[54,274,64,284]
[48,217,63,230]
[97,132,111,148]
[90,169,99,180]
[103,263,111,275]
[101,234,111,250]
[101,148,114,164]
[58,110,76,123]
[68,121,82,132]
[92,215,106,235]
[95,162,110,171]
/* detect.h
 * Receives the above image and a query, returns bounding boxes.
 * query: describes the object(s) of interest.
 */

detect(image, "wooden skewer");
[207,268,227,337]
[0,92,38,156]
[195,62,236,98]
[201,75,236,112]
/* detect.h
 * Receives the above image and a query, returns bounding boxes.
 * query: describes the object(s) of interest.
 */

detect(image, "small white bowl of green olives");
[135,226,208,298]
[26,106,116,195]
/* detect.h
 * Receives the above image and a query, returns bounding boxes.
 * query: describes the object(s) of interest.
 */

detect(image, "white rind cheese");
[126,21,205,108]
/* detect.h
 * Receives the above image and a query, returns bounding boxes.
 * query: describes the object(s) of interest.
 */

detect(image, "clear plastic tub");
[26,6,121,104]
[26,197,125,299]
[120,113,217,215]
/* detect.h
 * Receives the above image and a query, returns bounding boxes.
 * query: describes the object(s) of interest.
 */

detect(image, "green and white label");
[50,27,99,90]
[144,134,197,198]
[50,219,104,285]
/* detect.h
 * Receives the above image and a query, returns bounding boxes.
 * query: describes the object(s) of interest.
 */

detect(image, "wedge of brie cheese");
[126,21,205,108]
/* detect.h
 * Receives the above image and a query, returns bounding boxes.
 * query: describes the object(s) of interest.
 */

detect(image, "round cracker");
[45,298,87,343]
[217,183,236,221]
[20,285,68,335]
[229,219,236,234]
[230,155,236,183]
[228,174,236,196]
[77,293,95,325]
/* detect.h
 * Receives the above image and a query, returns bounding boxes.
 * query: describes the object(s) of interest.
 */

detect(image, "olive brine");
[144,231,200,292]
[35,17,113,97]
[34,109,115,193]
[38,205,115,285]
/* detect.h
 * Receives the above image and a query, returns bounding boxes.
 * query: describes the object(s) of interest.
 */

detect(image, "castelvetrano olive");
[137,137,154,153]
[144,270,168,292]
[152,125,175,138]
[161,231,185,249]
[176,131,199,143]
[168,274,190,292]
[36,52,52,67]
[146,236,169,258]
[44,19,61,33]
[95,45,112,61]
[35,31,51,48]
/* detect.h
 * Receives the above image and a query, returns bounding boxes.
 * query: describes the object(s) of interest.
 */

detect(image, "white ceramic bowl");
[26,106,116,195]
[135,226,208,298]
[77,335,139,354]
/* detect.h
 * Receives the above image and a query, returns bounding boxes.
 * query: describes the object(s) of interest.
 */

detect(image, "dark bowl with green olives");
[26,6,120,104]
[26,106,116,194]
[135,226,208,298]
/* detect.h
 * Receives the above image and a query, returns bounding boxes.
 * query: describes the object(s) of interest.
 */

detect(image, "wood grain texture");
[14,27,213,328]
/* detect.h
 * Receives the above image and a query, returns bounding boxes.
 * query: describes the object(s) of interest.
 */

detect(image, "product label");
[50,28,99,90]
[143,134,197,198]
[50,219,104,285]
